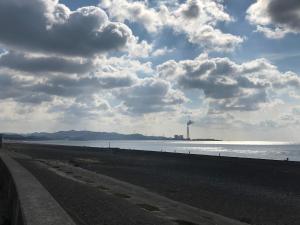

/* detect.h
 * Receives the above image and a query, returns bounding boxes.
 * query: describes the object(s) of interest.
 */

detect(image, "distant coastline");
[2,130,221,142]
[190,138,222,141]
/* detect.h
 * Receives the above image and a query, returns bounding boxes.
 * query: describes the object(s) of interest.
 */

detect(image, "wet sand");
[4,142,300,225]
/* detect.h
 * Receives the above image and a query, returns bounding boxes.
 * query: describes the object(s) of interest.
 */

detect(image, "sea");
[29,140,300,162]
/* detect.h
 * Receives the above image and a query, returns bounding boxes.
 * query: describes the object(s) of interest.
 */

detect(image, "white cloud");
[288,91,300,99]
[151,47,174,57]
[48,97,111,123]
[101,0,243,52]
[100,0,164,33]
[127,39,153,58]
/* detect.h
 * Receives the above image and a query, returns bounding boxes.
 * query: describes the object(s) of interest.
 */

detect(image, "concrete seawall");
[0,153,76,225]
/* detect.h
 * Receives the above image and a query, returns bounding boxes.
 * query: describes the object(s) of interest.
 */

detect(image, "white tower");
[187,125,190,140]
[186,120,193,140]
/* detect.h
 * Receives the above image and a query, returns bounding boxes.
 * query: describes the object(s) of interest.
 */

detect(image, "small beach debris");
[173,219,198,225]
[137,203,160,212]
[114,193,131,199]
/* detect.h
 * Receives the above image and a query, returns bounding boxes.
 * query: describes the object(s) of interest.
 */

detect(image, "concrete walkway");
[34,158,247,225]
[0,152,76,225]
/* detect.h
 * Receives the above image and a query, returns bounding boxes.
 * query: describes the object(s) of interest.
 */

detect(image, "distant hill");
[2,130,171,141]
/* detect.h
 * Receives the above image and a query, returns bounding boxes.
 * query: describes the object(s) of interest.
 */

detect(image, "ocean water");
[29,140,300,162]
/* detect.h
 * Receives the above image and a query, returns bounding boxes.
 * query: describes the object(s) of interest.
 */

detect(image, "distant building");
[174,135,184,140]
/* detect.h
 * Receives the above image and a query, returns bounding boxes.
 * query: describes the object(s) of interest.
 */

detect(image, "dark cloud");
[0,73,23,99]
[182,1,200,19]
[102,76,134,88]
[49,101,109,122]
[247,0,300,38]
[0,71,135,105]
[0,0,132,56]
[177,58,267,100]
[16,93,53,104]
[0,73,53,104]
[33,74,136,98]
[179,75,240,99]
[268,0,300,31]
[118,78,186,114]
[158,56,299,112]
[208,90,268,112]
[0,51,92,74]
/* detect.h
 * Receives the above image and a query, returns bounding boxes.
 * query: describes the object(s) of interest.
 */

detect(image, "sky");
[1,0,300,141]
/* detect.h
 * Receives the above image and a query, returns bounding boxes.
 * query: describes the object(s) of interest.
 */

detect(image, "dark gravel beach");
[5,142,300,225]
[0,188,9,225]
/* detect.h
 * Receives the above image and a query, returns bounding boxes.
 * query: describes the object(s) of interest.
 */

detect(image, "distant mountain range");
[2,130,171,141]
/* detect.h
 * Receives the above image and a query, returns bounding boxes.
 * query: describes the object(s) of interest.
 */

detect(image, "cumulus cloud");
[0,55,143,106]
[181,0,201,19]
[100,0,243,52]
[292,107,300,116]
[197,112,235,128]
[117,77,187,115]
[151,47,174,57]
[94,55,153,76]
[49,98,111,123]
[0,72,53,104]
[0,51,93,74]
[100,0,162,33]
[0,0,134,56]
[288,91,300,99]
[32,74,136,98]
[0,51,171,122]
[157,55,300,112]
[269,107,300,129]
[247,0,300,38]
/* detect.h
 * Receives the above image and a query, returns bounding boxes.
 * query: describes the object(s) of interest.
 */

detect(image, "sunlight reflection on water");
[30,140,300,161]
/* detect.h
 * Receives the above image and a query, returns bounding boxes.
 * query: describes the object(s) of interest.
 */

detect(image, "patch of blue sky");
[221,0,300,73]
[59,0,99,10]
[183,89,206,110]
[126,22,153,43]
[150,28,202,65]
[147,0,180,9]
[0,48,6,54]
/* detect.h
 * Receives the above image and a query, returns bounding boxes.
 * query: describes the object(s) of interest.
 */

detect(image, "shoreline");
[6,140,300,162]
[4,142,300,225]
